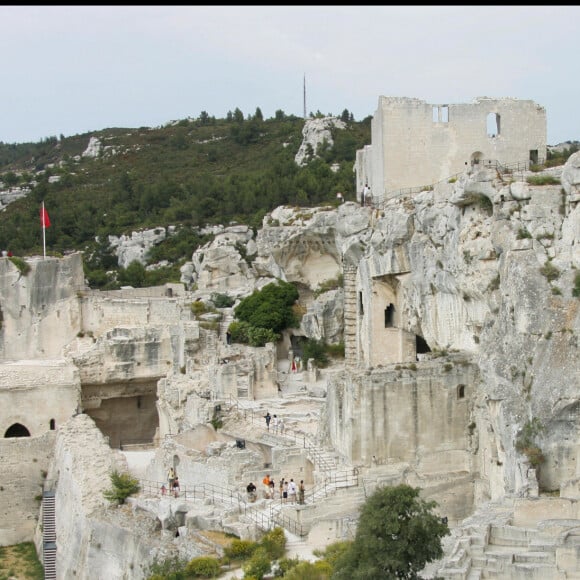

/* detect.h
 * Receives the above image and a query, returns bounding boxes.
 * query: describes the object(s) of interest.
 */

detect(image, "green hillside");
[0,109,371,288]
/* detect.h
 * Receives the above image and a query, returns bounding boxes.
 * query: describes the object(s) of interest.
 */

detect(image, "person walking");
[279,478,285,501]
[269,477,276,499]
[272,414,279,434]
[264,411,271,431]
[262,474,271,498]
[288,478,297,504]
[246,482,257,503]
[298,480,305,504]
[282,479,289,503]
[167,467,176,489]
[278,417,285,435]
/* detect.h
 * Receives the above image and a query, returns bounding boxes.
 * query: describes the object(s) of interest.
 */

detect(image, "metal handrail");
[373,156,548,210]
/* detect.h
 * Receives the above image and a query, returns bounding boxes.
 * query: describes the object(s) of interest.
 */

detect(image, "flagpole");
[42,201,46,259]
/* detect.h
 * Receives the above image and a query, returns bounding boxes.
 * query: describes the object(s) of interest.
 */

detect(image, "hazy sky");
[1,6,578,145]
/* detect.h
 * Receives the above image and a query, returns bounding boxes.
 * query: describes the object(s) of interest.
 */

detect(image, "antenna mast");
[303,74,307,119]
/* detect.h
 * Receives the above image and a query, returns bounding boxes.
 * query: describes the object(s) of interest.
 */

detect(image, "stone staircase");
[42,490,57,580]
[437,519,570,579]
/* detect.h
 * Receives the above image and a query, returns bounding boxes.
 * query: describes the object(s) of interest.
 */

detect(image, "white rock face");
[108,227,167,268]
[82,136,102,158]
[0,154,579,579]
[294,117,346,166]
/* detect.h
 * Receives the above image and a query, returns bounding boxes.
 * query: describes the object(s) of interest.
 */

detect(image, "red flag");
[41,205,51,228]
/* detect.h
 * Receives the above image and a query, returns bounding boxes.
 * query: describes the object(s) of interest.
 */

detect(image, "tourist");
[288,478,297,503]
[282,479,288,503]
[272,414,279,434]
[264,411,271,431]
[269,477,276,499]
[172,476,180,497]
[279,478,285,500]
[299,480,305,504]
[167,467,176,489]
[246,482,257,502]
[262,474,271,498]
[278,417,285,435]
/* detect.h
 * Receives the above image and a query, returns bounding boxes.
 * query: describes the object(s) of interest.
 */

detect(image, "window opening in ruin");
[415,335,431,355]
[384,304,395,328]
[529,149,538,164]
[432,106,449,123]
[358,292,364,315]
[458,385,466,399]
[137,396,142,409]
[486,112,500,137]
[4,423,31,437]
[49,419,55,430]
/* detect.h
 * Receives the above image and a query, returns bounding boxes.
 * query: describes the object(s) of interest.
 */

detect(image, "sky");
[1,5,579,145]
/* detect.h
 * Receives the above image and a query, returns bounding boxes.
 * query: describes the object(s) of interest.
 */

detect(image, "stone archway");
[4,423,31,437]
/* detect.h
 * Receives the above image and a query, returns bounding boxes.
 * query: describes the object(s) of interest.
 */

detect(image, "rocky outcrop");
[0,153,579,579]
[294,117,346,167]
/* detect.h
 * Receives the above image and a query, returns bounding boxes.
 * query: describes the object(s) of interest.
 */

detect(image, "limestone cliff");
[0,153,579,578]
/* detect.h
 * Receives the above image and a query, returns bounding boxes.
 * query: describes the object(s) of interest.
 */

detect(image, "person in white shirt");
[288,478,297,503]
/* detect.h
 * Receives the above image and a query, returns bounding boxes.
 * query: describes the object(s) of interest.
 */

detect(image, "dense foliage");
[145,527,287,580]
[332,484,449,579]
[0,109,371,290]
[230,280,300,345]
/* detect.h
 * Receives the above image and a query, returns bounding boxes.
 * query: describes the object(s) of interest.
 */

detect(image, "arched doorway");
[5,423,31,437]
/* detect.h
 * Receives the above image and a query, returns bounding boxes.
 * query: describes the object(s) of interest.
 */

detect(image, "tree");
[333,484,449,580]
[103,470,140,505]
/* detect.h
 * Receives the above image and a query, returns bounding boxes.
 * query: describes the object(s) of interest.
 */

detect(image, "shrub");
[224,539,258,561]
[302,338,329,368]
[515,418,545,468]
[517,227,532,239]
[184,556,221,578]
[234,280,299,334]
[326,341,345,358]
[526,174,560,185]
[103,470,140,505]
[212,292,235,308]
[247,326,280,347]
[540,261,560,282]
[573,272,580,298]
[258,527,286,560]
[191,300,209,317]
[313,274,344,298]
[228,320,251,344]
[242,547,271,580]
[9,256,31,275]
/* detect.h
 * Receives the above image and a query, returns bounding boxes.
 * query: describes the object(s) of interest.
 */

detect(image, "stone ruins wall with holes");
[356,96,547,200]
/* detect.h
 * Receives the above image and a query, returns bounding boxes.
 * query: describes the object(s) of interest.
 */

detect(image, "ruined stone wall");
[357,96,547,200]
[325,360,477,518]
[80,295,189,336]
[0,253,85,360]
[327,361,476,467]
[0,361,80,437]
[0,432,55,546]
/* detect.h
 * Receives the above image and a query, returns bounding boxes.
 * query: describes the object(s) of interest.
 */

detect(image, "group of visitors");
[162,467,180,497]
[247,475,305,504]
[263,412,285,434]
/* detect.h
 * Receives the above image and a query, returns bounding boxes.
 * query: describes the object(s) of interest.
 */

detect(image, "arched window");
[384,304,395,327]
[457,385,466,399]
[5,423,31,437]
